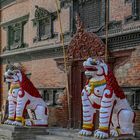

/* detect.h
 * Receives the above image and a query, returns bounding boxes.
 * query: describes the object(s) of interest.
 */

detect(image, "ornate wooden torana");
[67,15,106,61]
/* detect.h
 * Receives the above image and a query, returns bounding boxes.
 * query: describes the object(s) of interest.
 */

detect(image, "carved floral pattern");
[67,16,105,60]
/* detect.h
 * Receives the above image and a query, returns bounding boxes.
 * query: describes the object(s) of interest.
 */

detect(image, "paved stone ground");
[37,128,140,140]
[0,125,139,140]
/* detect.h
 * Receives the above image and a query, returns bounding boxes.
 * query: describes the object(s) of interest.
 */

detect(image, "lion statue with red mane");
[79,58,135,139]
[4,63,48,126]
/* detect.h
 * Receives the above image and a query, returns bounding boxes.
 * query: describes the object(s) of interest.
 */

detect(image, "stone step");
[48,128,138,139]
[0,128,13,140]
[47,128,79,138]
[1,125,48,133]
[36,135,103,140]
[135,131,140,138]
[36,135,138,140]
[0,125,48,140]
[36,135,77,140]
[36,128,139,140]
[13,136,36,140]
[0,125,139,140]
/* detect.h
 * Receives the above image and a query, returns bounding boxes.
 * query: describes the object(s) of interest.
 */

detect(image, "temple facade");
[0,0,140,130]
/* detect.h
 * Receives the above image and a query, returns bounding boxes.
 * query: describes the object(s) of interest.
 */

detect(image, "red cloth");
[19,72,42,98]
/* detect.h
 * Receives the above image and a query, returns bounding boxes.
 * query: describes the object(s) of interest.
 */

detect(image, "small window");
[131,0,140,20]
[73,0,105,30]
[26,73,31,79]
[33,6,56,42]
[1,15,29,51]
[136,0,140,19]
[8,23,22,50]
[39,19,47,38]
[38,18,52,40]
[0,0,15,9]
[134,91,140,110]
[43,88,65,106]
[126,90,140,110]
[125,0,132,4]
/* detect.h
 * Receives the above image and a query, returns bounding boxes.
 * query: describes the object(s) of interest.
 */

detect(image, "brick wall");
[109,0,140,87]
[30,58,66,88]
[110,0,132,21]
[114,45,140,87]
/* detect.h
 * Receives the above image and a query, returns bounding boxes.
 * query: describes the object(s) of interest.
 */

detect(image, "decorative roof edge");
[0,14,29,27]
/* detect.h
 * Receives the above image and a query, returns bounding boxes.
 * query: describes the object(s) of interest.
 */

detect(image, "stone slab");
[36,135,138,140]
[0,125,48,140]
[135,131,140,138]
[0,126,139,140]
[36,128,139,140]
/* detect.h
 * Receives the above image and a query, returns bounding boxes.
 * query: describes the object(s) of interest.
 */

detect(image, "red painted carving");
[67,16,105,60]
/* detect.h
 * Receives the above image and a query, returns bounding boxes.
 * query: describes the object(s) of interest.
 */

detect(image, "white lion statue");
[79,58,135,139]
[4,63,48,126]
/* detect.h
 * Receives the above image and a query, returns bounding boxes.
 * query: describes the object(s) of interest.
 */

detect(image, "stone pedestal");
[0,125,48,140]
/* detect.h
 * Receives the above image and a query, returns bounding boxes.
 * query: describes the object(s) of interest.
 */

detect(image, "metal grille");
[78,0,101,29]
[136,0,140,19]
[0,0,15,8]
[39,19,46,37]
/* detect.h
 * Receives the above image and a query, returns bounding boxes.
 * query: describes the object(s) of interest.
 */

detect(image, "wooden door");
[70,61,86,128]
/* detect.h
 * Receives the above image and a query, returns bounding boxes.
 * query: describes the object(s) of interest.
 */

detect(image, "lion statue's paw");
[4,120,14,125]
[79,129,92,136]
[110,129,119,137]
[12,121,23,126]
[25,120,32,126]
[94,129,109,139]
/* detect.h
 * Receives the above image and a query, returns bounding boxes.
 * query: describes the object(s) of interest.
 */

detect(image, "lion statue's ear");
[14,63,25,72]
[5,60,13,71]
[99,60,108,75]
[17,63,22,70]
